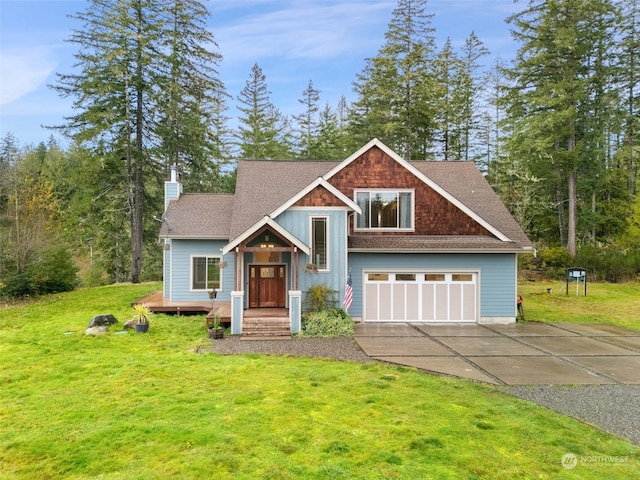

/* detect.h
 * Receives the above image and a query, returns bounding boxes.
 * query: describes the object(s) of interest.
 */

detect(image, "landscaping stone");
[88,313,118,328]
[85,326,109,335]
[123,319,136,330]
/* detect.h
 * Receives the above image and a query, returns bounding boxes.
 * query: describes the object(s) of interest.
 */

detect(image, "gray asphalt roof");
[160,152,532,252]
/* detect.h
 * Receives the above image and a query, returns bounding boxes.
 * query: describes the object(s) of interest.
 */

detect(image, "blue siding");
[275,209,349,305]
[347,253,517,319]
[164,181,180,209]
[169,239,235,302]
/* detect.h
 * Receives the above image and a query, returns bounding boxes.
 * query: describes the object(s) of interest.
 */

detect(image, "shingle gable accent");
[323,139,512,242]
[293,184,349,207]
[326,145,493,237]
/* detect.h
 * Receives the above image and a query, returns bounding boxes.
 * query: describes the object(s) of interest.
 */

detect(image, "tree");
[52,0,227,282]
[155,0,231,192]
[617,0,640,195]
[505,0,619,256]
[293,80,321,159]
[235,63,292,159]
[350,0,437,160]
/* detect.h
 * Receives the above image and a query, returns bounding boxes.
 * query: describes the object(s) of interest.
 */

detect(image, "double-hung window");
[355,190,414,230]
[192,256,221,291]
[311,216,328,271]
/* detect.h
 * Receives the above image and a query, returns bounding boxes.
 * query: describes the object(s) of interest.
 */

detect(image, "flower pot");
[134,323,149,333]
[208,328,223,339]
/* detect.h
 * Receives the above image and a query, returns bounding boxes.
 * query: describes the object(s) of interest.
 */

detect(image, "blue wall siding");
[347,253,517,319]
[164,182,180,209]
[169,239,234,302]
[163,241,171,298]
[275,209,349,304]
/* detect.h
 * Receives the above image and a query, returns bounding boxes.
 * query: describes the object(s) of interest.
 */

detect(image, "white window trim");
[310,216,330,272]
[354,188,415,231]
[190,254,223,292]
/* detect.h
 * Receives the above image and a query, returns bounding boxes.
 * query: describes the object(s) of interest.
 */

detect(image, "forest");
[0,0,639,298]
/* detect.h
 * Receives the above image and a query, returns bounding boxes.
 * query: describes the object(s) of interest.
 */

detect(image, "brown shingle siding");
[328,146,491,236]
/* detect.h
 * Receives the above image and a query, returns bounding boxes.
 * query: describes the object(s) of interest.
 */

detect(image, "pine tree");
[505,0,619,255]
[52,0,227,281]
[351,0,436,160]
[294,80,321,159]
[235,63,292,159]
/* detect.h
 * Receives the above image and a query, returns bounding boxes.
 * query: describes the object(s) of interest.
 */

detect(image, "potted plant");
[208,313,223,339]
[131,303,152,333]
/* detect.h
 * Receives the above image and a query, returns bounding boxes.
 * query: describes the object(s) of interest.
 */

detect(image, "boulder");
[85,326,109,335]
[123,319,136,330]
[88,314,118,328]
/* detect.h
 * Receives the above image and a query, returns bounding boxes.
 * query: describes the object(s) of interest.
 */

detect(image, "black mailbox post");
[566,267,587,296]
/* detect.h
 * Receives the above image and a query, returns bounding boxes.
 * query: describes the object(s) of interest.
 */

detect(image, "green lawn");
[0,283,638,479]
[518,280,640,331]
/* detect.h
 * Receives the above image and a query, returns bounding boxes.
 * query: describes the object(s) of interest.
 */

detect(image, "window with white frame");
[311,216,328,270]
[192,256,221,290]
[355,190,413,230]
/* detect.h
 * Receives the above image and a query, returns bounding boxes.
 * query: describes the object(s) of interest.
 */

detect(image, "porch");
[133,292,292,338]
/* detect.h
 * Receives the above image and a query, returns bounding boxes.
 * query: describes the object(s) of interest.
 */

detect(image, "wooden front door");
[248,265,286,308]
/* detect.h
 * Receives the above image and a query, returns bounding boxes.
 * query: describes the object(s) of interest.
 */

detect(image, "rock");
[85,326,109,335]
[88,314,118,328]
[123,319,136,330]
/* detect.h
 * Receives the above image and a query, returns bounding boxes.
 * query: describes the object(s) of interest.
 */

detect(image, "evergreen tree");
[351,0,436,160]
[235,63,292,159]
[617,0,640,194]
[52,0,226,282]
[294,79,321,159]
[155,0,231,192]
[505,0,619,256]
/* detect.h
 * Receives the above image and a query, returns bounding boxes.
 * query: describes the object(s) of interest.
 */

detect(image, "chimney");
[164,164,182,211]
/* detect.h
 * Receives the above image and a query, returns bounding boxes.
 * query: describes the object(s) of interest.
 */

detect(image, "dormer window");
[355,190,414,230]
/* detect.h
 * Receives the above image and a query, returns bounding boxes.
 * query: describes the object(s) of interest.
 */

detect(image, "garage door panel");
[365,271,477,323]
[435,284,449,320]
[462,284,476,321]
[393,284,405,320]
[422,284,434,321]
[366,284,379,321]
[406,284,419,319]
[379,284,392,320]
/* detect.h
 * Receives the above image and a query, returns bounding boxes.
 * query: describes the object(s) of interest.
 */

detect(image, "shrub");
[539,246,572,268]
[299,308,354,337]
[0,246,78,298]
[304,284,338,312]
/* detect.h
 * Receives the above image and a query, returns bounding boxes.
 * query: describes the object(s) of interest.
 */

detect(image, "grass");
[518,280,640,330]
[0,282,638,479]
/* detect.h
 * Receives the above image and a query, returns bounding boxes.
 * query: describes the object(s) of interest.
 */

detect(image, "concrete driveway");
[353,322,640,385]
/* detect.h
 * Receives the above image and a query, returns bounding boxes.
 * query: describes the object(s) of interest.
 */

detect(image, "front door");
[248,265,286,308]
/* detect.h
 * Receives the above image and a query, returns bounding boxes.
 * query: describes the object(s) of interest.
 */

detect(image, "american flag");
[343,271,353,310]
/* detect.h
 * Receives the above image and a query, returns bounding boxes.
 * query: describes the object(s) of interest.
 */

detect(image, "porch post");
[231,291,244,335]
[289,290,302,334]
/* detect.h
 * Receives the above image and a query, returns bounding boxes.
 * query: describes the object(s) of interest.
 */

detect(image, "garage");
[364,271,477,322]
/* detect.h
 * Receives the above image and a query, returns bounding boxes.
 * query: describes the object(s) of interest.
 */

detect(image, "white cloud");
[0,47,56,105]
[214,1,394,64]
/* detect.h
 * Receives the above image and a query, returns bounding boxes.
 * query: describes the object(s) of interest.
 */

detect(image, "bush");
[539,246,572,268]
[0,246,78,298]
[299,308,354,337]
[304,284,338,312]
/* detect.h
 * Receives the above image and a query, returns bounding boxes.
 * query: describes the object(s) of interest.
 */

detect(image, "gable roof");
[160,140,532,252]
[228,159,341,240]
[159,193,234,239]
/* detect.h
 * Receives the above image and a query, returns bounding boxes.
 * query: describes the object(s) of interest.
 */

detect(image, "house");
[159,139,533,335]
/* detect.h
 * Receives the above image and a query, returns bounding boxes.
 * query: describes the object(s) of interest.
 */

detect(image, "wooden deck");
[134,291,230,318]
[134,292,289,328]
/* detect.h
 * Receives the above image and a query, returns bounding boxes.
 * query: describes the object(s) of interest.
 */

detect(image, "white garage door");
[364,271,477,322]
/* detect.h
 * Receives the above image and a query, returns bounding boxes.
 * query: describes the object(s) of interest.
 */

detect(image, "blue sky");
[0,0,522,148]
